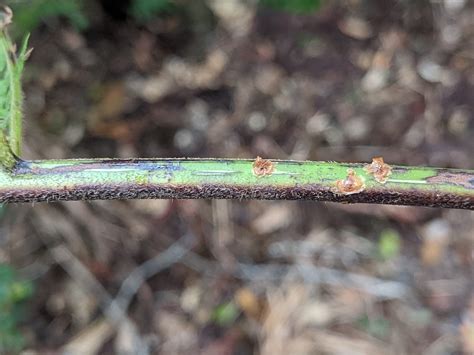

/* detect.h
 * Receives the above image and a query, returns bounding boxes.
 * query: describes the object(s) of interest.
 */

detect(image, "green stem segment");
[0,14,472,209]
[0,158,473,209]
[0,28,29,166]
[0,130,16,169]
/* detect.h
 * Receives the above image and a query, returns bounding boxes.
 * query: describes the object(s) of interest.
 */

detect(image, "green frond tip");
[0,7,30,168]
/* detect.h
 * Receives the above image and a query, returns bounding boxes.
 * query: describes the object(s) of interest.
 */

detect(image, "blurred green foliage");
[8,0,89,34]
[357,315,391,339]
[260,0,322,14]
[5,0,324,36]
[211,301,239,327]
[6,0,176,35]
[129,0,174,22]
[0,264,33,353]
[6,0,175,34]
[378,229,401,261]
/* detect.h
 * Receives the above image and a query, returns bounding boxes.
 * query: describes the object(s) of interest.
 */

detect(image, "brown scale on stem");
[334,169,365,195]
[364,157,392,184]
[252,156,275,177]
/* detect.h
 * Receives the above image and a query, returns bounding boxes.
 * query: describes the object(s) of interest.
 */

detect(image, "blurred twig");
[35,222,195,354]
[112,232,195,311]
[182,252,410,300]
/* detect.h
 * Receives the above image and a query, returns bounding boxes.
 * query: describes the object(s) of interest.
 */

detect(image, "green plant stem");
[0,131,16,169]
[0,32,29,159]
[0,158,472,209]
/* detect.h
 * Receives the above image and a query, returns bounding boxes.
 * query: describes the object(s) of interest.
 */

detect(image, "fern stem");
[0,157,472,209]
[0,131,17,169]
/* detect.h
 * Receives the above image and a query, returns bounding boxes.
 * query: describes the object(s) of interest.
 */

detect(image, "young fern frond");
[0,8,29,168]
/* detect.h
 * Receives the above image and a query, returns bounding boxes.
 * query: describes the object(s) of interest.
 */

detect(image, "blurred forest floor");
[1,0,474,354]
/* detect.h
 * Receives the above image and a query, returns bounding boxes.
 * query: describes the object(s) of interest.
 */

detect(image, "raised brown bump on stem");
[334,169,365,195]
[252,156,275,177]
[364,157,392,184]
